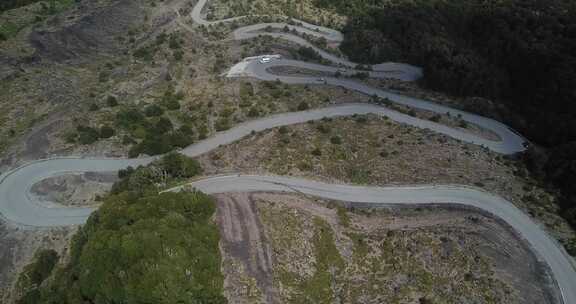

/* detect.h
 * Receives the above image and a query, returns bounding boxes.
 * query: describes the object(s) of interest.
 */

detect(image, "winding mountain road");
[0,0,573,303]
[177,175,575,304]
[192,0,422,78]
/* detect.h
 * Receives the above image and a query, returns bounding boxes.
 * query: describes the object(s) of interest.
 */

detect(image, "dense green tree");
[15,250,59,304]
[144,104,164,117]
[116,108,145,128]
[314,0,576,233]
[297,46,322,61]
[76,126,100,145]
[32,190,226,304]
[155,117,173,134]
[160,152,202,178]
[24,157,225,303]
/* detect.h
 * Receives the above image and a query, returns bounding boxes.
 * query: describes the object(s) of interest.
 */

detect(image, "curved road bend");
[0,103,525,227]
[190,0,525,153]
[190,0,422,77]
[0,105,572,301]
[0,0,572,303]
[236,60,526,154]
[181,175,576,304]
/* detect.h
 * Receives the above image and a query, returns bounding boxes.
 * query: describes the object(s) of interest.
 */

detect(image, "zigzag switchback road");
[0,0,573,303]
[192,0,526,154]
[191,0,423,79]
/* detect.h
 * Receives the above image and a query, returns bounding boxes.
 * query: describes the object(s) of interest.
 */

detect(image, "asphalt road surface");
[0,0,573,303]
[181,175,576,304]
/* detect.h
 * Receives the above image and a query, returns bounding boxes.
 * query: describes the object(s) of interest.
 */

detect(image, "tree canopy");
[20,154,226,304]
[315,0,576,233]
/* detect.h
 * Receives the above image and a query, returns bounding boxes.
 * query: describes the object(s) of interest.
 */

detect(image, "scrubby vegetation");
[112,87,193,157]
[256,196,518,303]
[18,154,226,304]
[314,0,576,233]
[0,0,75,41]
[208,0,346,28]
[203,114,576,253]
[0,0,72,13]
[113,152,203,194]
[15,250,59,304]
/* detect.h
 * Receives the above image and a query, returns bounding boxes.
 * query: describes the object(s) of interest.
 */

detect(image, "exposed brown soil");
[216,192,560,304]
[30,172,117,206]
[216,193,277,303]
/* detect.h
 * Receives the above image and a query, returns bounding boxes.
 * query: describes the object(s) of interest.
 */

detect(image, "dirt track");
[216,193,277,303]
[215,192,560,304]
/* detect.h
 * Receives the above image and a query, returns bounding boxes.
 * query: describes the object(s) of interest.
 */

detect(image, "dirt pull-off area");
[215,192,559,304]
[30,172,117,207]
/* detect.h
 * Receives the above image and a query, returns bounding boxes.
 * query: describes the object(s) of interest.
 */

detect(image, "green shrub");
[168,33,182,49]
[122,135,136,145]
[155,33,167,45]
[297,46,322,61]
[128,145,141,158]
[77,126,100,145]
[330,136,342,145]
[144,104,164,117]
[99,126,115,139]
[173,50,184,61]
[165,99,181,110]
[16,249,59,304]
[154,117,173,134]
[137,137,172,156]
[215,118,230,131]
[161,152,203,178]
[161,88,183,110]
[247,106,260,117]
[98,71,110,83]
[179,125,194,135]
[167,130,194,148]
[30,185,225,304]
[116,108,145,128]
[133,46,155,61]
[106,96,118,107]
[240,82,254,97]
[336,206,350,227]
[316,124,330,134]
[297,101,310,111]
[353,72,369,80]
[88,103,99,112]
[311,147,322,156]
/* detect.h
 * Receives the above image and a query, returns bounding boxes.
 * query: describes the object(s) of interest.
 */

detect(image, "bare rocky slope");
[29,0,145,62]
